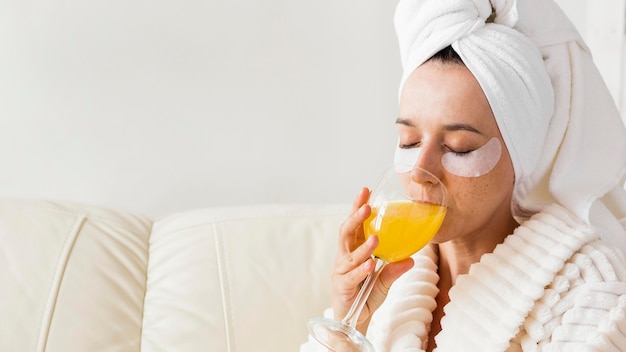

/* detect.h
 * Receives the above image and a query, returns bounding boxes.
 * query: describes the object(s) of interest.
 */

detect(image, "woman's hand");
[331,187,415,334]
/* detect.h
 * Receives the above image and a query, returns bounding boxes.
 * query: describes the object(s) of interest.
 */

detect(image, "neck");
[436,214,518,285]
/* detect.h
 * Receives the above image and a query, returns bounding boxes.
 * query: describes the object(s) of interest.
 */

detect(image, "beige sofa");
[1,199,347,351]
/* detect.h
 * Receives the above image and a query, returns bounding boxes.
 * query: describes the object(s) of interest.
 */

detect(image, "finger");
[335,234,378,275]
[338,202,371,253]
[350,187,370,212]
[340,256,376,290]
[332,256,376,303]
[377,257,414,292]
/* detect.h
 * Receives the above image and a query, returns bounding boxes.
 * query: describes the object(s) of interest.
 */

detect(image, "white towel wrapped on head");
[394,0,626,256]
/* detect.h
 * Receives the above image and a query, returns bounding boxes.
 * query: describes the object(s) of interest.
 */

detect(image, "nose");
[409,144,442,185]
[409,165,441,186]
[402,162,446,206]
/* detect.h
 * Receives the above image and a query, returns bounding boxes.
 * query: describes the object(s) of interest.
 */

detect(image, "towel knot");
[394,0,523,93]
[489,0,518,27]
[395,0,490,85]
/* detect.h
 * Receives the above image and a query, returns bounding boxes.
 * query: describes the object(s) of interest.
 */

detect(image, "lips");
[407,189,445,206]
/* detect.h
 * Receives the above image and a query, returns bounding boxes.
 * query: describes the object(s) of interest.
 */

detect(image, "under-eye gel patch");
[441,137,502,177]
[394,146,421,173]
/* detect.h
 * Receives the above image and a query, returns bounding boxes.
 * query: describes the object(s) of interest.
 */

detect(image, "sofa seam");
[214,221,237,352]
[137,220,153,352]
[35,214,86,352]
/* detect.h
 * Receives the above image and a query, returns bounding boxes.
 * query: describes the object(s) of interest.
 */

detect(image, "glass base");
[307,317,375,352]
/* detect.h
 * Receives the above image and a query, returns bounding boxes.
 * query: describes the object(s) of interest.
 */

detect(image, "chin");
[429,233,450,245]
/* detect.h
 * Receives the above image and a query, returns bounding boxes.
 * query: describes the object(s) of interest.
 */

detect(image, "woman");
[303,0,626,351]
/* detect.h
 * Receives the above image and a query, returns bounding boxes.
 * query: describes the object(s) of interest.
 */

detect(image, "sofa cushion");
[0,199,152,351]
[142,204,345,352]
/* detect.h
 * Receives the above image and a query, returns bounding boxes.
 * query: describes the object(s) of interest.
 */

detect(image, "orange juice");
[364,201,446,262]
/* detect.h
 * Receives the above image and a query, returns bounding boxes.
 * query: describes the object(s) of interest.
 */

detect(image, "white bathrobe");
[302,204,626,351]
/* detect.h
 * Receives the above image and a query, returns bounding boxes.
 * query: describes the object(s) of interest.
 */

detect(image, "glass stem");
[341,257,388,329]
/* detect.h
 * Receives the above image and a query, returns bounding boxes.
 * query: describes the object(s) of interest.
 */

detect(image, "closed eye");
[450,150,473,156]
[399,142,419,149]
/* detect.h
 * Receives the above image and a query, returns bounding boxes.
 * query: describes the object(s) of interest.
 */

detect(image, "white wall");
[0,0,623,217]
[0,0,401,217]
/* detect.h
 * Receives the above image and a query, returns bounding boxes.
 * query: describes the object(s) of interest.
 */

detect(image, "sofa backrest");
[0,199,346,351]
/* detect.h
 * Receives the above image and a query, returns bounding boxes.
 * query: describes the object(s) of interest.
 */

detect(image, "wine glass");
[307,166,447,351]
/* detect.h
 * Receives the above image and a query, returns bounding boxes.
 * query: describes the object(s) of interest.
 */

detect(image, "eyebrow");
[395,118,484,135]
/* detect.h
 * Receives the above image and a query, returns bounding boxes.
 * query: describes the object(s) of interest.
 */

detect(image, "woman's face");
[397,60,516,244]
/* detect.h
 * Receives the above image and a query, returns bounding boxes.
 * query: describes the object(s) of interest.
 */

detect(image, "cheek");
[447,178,491,214]
[444,158,515,216]
[447,139,513,204]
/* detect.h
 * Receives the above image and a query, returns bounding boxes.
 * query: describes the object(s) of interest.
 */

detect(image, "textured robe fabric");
[302,204,626,351]
[369,204,626,351]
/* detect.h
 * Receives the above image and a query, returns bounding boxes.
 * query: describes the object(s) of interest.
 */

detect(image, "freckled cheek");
[435,154,513,239]
[432,177,486,241]
[442,174,504,218]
